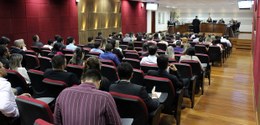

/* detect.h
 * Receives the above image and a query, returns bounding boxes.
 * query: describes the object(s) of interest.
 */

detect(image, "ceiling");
[130,0,254,12]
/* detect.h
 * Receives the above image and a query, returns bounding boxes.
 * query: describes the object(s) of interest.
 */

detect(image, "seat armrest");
[121,118,134,125]
[149,104,164,125]
[36,97,55,104]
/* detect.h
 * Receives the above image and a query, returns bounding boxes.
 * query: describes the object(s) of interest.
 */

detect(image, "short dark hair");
[57,37,63,43]
[176,40,181,46]
[94,41,101,48]
[84,56,101,71]
[127,42,134,50]
[0,36,10,45]
[81,69,101,82]
[54,35,61,40]
[88,36,93,42]
[66,36,74,45]
[117,62,133,80]
[32,35,38,42]
[98,32,102,36]
[148,45,157,55]
[0,45,7,57]
[157,55,169,70]
[48,39,53,45]
[186,47,195,56]
[51,55,66,69]
[105,43,113,52]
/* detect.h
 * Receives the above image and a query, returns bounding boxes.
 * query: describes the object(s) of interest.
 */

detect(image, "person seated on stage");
[99,43,121,66]
[32,34,43,48]
[69,48,84,65]
[109,62,160,112]
[218,18,225,24]
[207,16,213,23]
[44,55,80,86]
[140,45,158,65]
[54,69,121,125]
[65,37,77,51]
[90,41,104,54]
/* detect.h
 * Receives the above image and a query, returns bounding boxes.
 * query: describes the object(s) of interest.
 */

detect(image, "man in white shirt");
[65,37,77,51]
[220,36,232,47]
[140,45,158,64]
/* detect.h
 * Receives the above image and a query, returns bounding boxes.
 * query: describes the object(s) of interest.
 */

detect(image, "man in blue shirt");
[65,37,77,51]
[90,41,104,54]
[99,43,121,66]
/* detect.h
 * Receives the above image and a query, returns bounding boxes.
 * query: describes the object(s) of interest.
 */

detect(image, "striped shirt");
[54,83,121,125]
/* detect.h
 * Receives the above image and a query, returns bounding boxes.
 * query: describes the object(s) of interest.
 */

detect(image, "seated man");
[99,43,121,66]
[110,62,160,112]
[65,36,77,51]
[90,41,104,54]
[32,34,43,48]
[147,55,185,91]
[0,45,10,69]
[44,55,80,86]
[54,69,121,125]
[140,45,158,64]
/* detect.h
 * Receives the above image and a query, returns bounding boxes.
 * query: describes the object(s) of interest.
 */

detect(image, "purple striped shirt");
[54,83,121,125]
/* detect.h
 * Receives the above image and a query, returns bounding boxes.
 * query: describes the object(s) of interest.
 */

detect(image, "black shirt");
[44,69,80,86]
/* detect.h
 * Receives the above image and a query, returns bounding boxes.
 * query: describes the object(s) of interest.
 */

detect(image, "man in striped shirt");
[54,69,121,125]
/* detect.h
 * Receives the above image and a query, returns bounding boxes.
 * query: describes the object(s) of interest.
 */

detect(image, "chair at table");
[101,64,119,82]
[24,54,40,70]
[140,63,158,74]
[5,69,29,93]
[180,60,205,95]
[144,75,183,125]
[122,58,140,69]
[34,119,54,125]
[110,92,163,125]
[130,68,145,86]
[196,53,211,85]
[39,57,52,72]
[16,96,53,125]
[42,78,67,98]
[66,64,84,80]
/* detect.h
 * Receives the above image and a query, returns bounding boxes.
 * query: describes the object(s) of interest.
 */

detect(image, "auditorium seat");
[88,51,101,57]
[208,46,224,66]
[62,49,74,54]
[42,78,67,98]
[196,53,211,85]
[122,58,140,69]
[5,69,29,93]
[100,59,116,67]
[133,41,143,48]
[130,68,145,86]
[16,96,53,125]
[101,64,119,82]
[25,50,37,56]
[66,64,84,80]
[110,92,163,125]
[24,54,40,70]
[140,63,158,74]
[157,43,167,51]
[34,119,54,125]
[31,46,41,54]
[28,69,48,98]
[40,50,51,57]
[64,54,74,64]
[195,45,208,54]
[39,57,52,72]
[144,75,182,125]
[125,52,139,60]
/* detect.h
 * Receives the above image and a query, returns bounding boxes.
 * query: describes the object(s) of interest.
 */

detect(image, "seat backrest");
[34,119,54,125]
[0,112,10,125]
[133,41,143,47]
[31,46,41,53]
[195,45,208,54]
[39,57,52,72]
[16,96,53,125]
[125,52,139,60]
[144,75,175,111]
[66,64,84,79]
[208,46,221,61]
[42,78,67,98]
[173,63,193,78]
[140,63,158,73]
[196,53,210,64]
[130,68,145,86]
[123,58,140,69]
[27,69,47,98]
[24,54,40,70]
[123,50,137,55]
[157,50,166,55]
[82,47,91,54]
[88,51,101,57]
[25,50,37,56]
[100,59,116,67]
[64,54,74,64]
[175,54,182,62]
[180,60,202,76]
[6,69,28,92]
[62,49,74,54]
[110,92,148,125]
[40,50,51,57]
[101,64,119,82]
[134,47,142,51]
[157,43,167,51]
[119,45,128,50]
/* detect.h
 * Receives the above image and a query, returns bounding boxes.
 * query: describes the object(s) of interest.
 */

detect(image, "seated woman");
[179,47,204,70]
[48,43,63,57]
[10,39,27,55]
[166,46,175,60]
[9,53,31,84]
[69,47,84,65]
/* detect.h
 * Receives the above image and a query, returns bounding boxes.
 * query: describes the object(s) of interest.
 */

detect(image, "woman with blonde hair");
[9,53,31,84]
[166,46,175,59]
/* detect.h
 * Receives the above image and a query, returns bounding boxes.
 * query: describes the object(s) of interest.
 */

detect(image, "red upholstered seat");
[42,78,67,98]
[34,119,54,125]
[38,56,52,72]
[6,69,29,93]
[101,64,119,82]
[66,64,84,79]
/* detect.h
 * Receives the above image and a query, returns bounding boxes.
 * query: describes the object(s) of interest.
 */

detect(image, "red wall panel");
[121,0,147,34]
[0,0,78,47]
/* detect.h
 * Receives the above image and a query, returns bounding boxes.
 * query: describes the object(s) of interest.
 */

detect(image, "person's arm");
[105,94,122,125]
[54,97,62,125]
[113,55,121,66]
[139,86,160,111]
[0,84,19,117]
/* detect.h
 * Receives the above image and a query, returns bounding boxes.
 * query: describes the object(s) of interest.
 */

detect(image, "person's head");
[47,39,53,45]
[166,46,174,58]
[9,53,23,70]
[125,34,129,37]
[105,43,113,52]
[94,41,101,48]
[84,56,101,71]
[142,42,149,52]
[66,36,75,45]
[176,40,182,46]
[71,47,84,65]
[127,42,134,50]
[57,37,64,43]
[153,33,159,39]
[52,43,62,52]
[51,55,66,70]
[117,62,133,80]
[148,45,157,55]
[54,35,61,41]
[0,45,9,58]
[185,47,195,56]
[88,36,94,42]
[195,16,198,19]
[0,36,10,46]
[32,34,39,42]
[81,69,102,89]
[110,39,116,48]
[98,32,102,36]
[157,55,169,70]
[0,62,7,77]
[14,39,26,49]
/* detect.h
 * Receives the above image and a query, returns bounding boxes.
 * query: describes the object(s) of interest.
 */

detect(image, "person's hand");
[169,64,177,71]
[21,93,31,98]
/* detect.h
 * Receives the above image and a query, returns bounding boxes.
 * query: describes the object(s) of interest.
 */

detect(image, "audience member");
[48,43,63,57]
[44,55,80,86]
[54,69,121,125]
[0,36,10,47]
[69,48,84,65]
[32,34,43,48]
[10,39,27,55]
[166,46,175,59]
[140,45,158,64]
[100,39,107,50]
[9,53,31,84]
[43,39,53,50]
[65,36,77,51]
[110,40,124,61]
[179,47,204,69]
[0,45,10,69]
[115,40,122,52]
[96,32,104,40]
[90,41,104,54]
[83,56,111,91]
[99,43,121,66]
[174,40,183,53]
[56,37,66,50]
[109,62,160,112]
[53,35,61,43]
[123,33,131,43]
